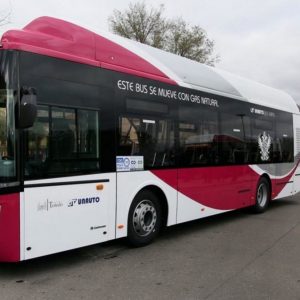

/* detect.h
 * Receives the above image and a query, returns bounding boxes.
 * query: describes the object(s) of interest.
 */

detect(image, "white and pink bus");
[0,17,299,262]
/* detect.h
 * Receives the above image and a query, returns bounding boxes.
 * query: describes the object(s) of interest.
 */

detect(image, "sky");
[1,0,299,103]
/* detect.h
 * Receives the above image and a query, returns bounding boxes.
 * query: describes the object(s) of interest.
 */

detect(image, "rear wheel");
[253,177,270,213]
[128,190,162,247]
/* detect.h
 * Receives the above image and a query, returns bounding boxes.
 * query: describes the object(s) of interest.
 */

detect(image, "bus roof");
[1,16,298,113]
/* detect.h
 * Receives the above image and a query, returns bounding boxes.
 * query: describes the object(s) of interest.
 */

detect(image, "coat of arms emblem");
[258,131,272,161]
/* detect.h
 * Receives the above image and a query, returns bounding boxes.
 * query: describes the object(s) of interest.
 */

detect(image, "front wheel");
[253,177,270,213]
[127,190,162,247]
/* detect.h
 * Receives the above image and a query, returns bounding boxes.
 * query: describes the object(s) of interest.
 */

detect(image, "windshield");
[0,51,18,187]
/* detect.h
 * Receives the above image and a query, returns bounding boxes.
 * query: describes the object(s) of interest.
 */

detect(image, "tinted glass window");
[219,113,251,164]
[25,105,100,179]
[0,51,18,187]
[51,107,76,159]
[119,116,175,168]
[275,113,293,163]
[179,107,219,166]
[26,105,49,177]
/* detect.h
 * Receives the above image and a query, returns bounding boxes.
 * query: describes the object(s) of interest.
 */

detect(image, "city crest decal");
[258,131,272,161]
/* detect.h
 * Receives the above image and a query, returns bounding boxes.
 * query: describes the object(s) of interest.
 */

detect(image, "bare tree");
[109,2,170,49]
[108,1,219,66]
[166,18,219,66]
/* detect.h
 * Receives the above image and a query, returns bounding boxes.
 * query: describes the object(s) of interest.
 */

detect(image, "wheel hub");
[132,200,157,237]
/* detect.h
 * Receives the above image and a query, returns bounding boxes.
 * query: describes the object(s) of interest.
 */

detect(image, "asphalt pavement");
[1,196,300,299]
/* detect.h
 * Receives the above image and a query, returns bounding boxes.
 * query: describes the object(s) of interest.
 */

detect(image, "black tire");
[127,190,162,247]
[253,177,270,213]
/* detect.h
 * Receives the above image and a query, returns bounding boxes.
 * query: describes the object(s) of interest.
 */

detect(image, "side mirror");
[17,87,37,129]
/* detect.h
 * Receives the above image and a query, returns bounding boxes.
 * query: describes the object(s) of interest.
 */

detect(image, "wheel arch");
[253,173,272,213]
[260,173,272,199]
[133,185,169,228]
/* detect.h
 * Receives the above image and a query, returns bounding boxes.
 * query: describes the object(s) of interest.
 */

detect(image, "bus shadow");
[0,238,127,280]
[160,208,248,241]
[0,197,298,279]
[160,197,299,240]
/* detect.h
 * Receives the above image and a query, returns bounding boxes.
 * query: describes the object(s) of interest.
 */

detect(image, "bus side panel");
[0,193,20,262]
[293,114,300,195]
[177,165,256,223]
[23,174,116,260]
[273,163,296,199]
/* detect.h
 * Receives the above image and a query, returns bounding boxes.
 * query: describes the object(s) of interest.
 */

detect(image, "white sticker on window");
[116,156,144,172]
[142,119,155,124]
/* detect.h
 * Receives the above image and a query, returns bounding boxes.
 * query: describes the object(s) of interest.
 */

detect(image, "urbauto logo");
[68,197,100,207]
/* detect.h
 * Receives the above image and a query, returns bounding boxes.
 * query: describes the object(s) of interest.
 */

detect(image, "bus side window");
[179,108,219,167]
[119,117,140,156]
[25,105,50,177]
[119,116,175,168]
[219,113,251,165]
[51,107,76,160]
[275,114,294,163]
[25,105,100,179]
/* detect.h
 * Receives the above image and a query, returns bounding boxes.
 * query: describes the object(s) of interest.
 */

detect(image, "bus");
[0,16,299,262]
